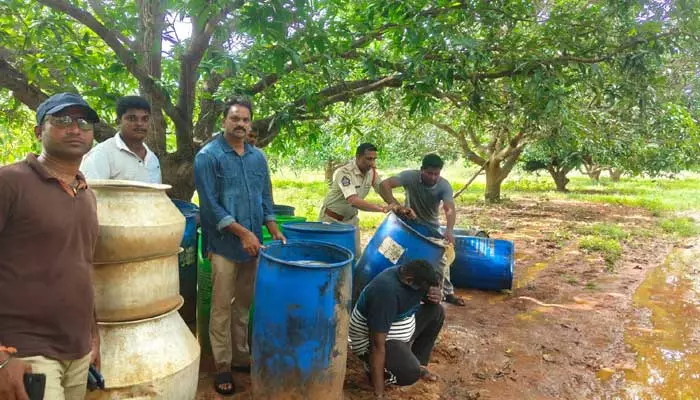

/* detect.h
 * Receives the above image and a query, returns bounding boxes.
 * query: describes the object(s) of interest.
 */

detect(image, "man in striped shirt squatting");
[349,259,444,399]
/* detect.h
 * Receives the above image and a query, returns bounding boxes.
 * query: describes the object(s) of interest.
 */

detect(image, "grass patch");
[577,223,630,240]
[579,236,623,269]
[658,217,699,237]
[560,273,579,285]
[585,282,598,290]
[548,229,573,246]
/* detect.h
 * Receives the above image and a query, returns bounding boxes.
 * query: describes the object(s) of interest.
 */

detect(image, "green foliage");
[577,223,630,241]
[0,94,39,165]
[658,217,699,237]
[579,236,623,268]
[0,0,698,202]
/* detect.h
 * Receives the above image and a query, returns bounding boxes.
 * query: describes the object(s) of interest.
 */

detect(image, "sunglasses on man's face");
[49,115,95,131]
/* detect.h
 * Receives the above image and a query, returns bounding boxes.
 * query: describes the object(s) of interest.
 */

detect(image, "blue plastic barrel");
[450,235,515,290]
[353,212,446,301]
[172,199,199,324]
[281,222,357,261]
[252,240,352,400]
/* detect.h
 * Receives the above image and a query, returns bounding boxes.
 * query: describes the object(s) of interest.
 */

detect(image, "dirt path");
[196,196,683,399]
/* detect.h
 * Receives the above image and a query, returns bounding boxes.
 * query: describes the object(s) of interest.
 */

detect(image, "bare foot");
[420,366,439,382]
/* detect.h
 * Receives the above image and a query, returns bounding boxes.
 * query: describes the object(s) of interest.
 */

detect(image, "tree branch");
[429,119,486,166]
[247,1,473,95]
[176,6,238,157]
[495,130,526,161]
[37,0,185,130]
[0,57,116,141]
[86,0,135,50]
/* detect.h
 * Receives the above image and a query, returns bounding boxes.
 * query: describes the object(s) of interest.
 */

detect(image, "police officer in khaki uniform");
[319,143,396,258]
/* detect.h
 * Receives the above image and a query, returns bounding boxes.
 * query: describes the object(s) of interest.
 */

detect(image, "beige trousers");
[209,253,257,369]
[20,352,91,400]
[440,243,456,295]
[318,212,361,260]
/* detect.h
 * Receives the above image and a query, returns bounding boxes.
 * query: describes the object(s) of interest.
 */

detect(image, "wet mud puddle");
[621,239,700,399]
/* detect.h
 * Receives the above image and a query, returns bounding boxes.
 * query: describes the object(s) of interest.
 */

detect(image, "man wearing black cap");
[349,259,445,399]
[0,93,100,400]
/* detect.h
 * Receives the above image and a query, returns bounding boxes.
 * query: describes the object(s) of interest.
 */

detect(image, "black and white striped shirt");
[347,266,425,355]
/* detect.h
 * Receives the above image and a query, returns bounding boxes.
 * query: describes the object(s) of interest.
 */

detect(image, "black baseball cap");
[36,93,99,125]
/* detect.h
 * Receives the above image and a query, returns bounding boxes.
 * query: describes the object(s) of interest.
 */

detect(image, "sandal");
[444,294,466,306]
[214,371,235,396]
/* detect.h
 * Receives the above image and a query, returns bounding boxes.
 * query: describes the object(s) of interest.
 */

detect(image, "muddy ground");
[196,196,679,399]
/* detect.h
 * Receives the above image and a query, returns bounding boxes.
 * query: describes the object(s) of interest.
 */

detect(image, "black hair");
[400,259,441,288]
[356,143,378,157]
[421,154,444,170]
[116,96,151,120]
[223,97,253,120]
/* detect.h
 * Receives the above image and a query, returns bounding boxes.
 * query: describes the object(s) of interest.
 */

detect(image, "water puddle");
[620,241,700,399]
[514,262,547,289]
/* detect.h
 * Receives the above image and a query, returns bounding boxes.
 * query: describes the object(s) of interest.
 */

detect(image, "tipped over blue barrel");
[281,222,357,263]
[252,241,352,400]
[354,212,446,301]
[449,232,515,290]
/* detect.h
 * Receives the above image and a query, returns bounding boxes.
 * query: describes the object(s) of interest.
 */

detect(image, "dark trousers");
[377,303,445,386]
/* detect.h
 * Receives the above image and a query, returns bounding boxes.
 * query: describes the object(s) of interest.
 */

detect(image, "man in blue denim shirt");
[194,97,285,395]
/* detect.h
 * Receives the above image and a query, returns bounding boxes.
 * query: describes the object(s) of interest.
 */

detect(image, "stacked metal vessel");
[86,180,200,400]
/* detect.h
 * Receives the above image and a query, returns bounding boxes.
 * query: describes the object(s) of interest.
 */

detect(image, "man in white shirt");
[81,96,161,183]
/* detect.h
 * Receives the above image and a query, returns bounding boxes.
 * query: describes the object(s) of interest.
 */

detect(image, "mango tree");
[0,0,696,200]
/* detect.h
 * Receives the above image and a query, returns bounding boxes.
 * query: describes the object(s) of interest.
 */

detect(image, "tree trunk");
[325,159,343,184]
[162,153,195,201]
[609,168,623,182]
[138,0,167,155]
[484,161,502,203]
[581,156,602,182]
[588,169,601,181]
[547,166,570,192]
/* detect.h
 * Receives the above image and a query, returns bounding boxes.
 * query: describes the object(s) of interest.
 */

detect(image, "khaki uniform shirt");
[319,160,383,221]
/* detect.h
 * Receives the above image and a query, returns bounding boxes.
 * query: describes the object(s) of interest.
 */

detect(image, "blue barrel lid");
[261,240,353,269]
[281,221,356,233]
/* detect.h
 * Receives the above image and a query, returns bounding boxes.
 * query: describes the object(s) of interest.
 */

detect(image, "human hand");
[0,355,31,400]
[426,286,442,304]
[444,230,455,245]
[272,231,286,244]
[241,230,262,256]
[267,223,287,244]
[90,336,101,370]
[399,207,417,219]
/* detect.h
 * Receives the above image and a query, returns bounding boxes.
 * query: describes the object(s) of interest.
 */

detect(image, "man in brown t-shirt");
[0,93,100,400]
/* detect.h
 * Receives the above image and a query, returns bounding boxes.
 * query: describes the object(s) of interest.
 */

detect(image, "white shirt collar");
[115,132,154,158]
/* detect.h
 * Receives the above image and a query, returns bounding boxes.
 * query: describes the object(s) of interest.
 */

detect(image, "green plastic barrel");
[262,215,307,243]
[197,228,212,354]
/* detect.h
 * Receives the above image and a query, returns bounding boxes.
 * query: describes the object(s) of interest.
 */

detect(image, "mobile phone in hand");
[23,373,46,400]
[87,364,105,390]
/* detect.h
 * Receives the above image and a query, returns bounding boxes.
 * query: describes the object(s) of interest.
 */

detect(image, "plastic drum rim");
[281,221,356,233]
[260,240,353,269]
[388,212,445,247]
